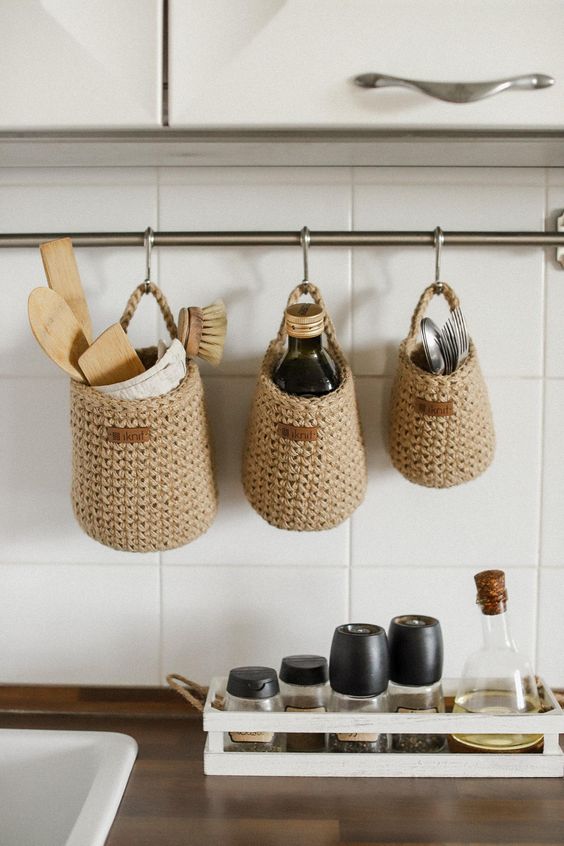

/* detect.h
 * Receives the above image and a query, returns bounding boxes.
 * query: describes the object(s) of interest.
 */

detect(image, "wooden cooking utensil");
[78,324,145,387]
[28,287,89,381]
[40,237,93,343]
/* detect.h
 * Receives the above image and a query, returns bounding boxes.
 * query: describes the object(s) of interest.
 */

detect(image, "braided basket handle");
[275,281,341,353]
[119,282,178,340]
[407,283,460,341]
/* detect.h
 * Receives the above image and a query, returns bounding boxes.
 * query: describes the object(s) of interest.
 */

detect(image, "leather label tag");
[107,426,151,444]
[414,398,454,417]
[277,423,318,442]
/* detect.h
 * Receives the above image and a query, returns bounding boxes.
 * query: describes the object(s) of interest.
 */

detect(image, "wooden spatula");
[40,237,93,344]
[28,287,89,381]
[78,324,145,387]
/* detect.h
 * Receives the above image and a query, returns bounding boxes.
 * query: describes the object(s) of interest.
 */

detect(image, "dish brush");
[177,299,227,366]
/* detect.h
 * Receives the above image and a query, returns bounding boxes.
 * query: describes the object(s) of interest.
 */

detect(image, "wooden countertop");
[1,686,563,846]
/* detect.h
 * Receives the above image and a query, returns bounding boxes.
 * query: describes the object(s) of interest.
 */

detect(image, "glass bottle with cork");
[273,301,340,397]
[450,569,542,752]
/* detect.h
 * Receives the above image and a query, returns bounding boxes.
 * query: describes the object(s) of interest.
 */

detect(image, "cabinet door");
[0,0,162,129]
[169,0,564,130]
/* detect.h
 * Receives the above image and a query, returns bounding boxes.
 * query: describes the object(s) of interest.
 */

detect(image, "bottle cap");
[285,303,325,338]
[329,623,389,697]
[474,569,507,615]
[280,654,329,686]
[388,615,443,686]
[226,666,279,700]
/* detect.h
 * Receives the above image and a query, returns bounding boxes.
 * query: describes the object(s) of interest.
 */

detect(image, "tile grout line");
[534,168,549,671]
[347,165,354,621]
[156,166,165,686]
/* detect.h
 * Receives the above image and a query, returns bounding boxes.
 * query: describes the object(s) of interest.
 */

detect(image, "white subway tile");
[0,378,158,564]
[351,377,541,568]
[0,563,160,685]
[159,166,352,186]
[354,167,545,188]
[163,377,349,566]
[537,569,564,687]
[158,167,352,376]
[351,567,538,679]
[541,380,564,566]
[161,566,347,681]
[352,168,545,377]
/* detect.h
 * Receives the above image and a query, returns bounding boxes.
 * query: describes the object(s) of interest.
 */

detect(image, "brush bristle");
[199,299,227,365]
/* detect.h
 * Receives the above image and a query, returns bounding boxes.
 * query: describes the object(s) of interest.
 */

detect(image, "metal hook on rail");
[300,226,311,284]
[144,226,154,292]
[433,226,444,294]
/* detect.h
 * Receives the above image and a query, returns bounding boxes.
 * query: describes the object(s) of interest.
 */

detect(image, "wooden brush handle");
[186,307,204,358]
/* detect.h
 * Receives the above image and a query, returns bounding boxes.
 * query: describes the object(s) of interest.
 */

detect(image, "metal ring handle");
[353,72,554,103]
[300,226,310,283]
[434,227,444,294]
[144,226,154,291]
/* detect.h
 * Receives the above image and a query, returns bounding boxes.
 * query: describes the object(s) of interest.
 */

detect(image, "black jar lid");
[226,666,280,699]
[388,615,443,686]
[280,655,329,686]
[329,623,389,697]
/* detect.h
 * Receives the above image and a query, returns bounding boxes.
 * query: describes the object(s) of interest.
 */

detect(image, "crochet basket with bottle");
[242,282,367,531]
[388,283,495,488]
[70,283,217,552]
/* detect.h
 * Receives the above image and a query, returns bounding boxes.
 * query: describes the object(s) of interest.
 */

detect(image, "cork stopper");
[285,303,324,339]
[474,569,508,615]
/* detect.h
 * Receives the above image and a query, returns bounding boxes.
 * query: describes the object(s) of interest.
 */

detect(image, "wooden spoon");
[40,237,93,343]
[78,324,145,387]
[28,287,89,381]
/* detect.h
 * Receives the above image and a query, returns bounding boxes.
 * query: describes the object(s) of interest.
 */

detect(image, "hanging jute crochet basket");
[70,283,217,552]
[388,282,495,488]
[242,281,367,531]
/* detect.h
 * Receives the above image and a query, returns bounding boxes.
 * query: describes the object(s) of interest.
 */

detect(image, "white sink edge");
[65,731,138,846]
[0,728,138,846]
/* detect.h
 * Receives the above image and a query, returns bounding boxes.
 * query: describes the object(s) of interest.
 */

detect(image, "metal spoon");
[421,317,445,374]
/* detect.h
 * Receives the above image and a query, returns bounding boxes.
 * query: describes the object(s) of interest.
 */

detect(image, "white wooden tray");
[203,677,564,777]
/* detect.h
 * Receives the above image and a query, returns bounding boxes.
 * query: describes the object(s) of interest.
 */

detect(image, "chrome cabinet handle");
[353,73,554,103]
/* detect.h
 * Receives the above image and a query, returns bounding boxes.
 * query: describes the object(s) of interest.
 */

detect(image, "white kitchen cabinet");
[168,0,564,130]
[0,0,162,129]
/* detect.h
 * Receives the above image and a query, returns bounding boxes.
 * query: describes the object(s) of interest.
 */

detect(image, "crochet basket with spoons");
[388,283,495,488]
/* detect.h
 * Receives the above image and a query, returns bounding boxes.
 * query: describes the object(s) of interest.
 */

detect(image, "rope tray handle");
[119,282,178,341]
[166,673,224,712]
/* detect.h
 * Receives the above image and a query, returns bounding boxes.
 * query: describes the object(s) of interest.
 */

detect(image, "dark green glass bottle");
[273,303,340,397]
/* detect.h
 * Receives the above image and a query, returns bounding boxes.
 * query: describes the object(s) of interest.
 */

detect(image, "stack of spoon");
[420,307,469,375]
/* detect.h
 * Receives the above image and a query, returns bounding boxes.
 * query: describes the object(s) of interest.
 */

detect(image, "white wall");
[0,165,562,688]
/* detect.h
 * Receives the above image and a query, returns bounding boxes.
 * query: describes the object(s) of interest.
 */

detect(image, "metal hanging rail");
[1,230,564,248]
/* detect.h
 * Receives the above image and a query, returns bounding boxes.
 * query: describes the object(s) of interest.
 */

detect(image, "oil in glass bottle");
[273,303,340,397]
[450,570,542,752]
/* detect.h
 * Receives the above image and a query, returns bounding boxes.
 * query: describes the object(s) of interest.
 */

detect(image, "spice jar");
[224,666,283,752]
[279,654,329,752]
[387,614,446,753]
[328,623,390,753]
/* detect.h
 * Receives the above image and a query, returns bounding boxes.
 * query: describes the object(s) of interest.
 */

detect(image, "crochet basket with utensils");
[388,283,495,489]
[242,281,367,531]
[71,283,218,552]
